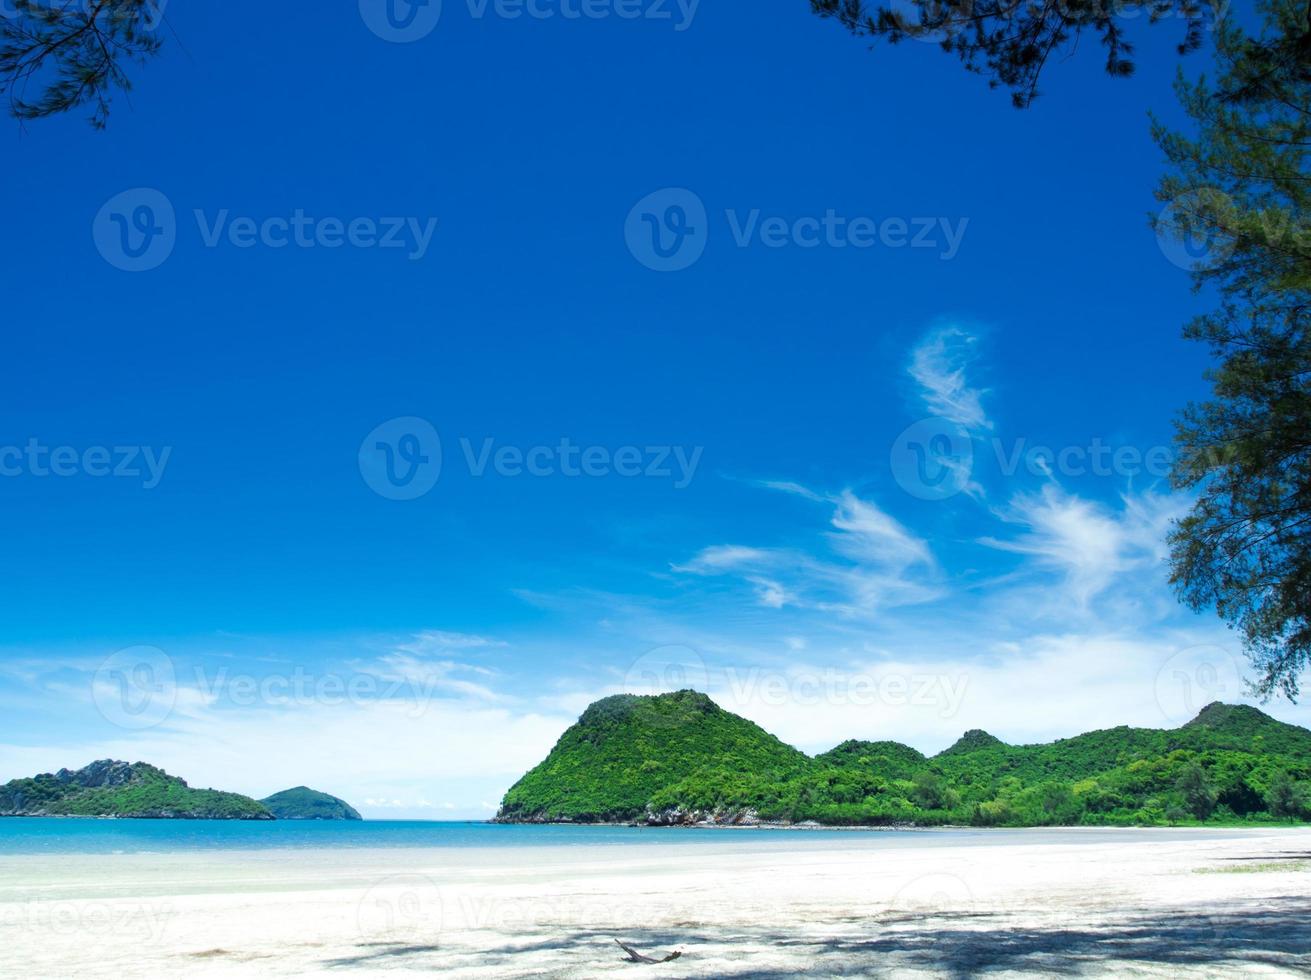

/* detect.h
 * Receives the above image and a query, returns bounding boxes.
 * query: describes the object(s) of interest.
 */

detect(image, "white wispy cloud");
[748,577,790,609]
[982,486,1133,606]
[980,485,1191,612]
[348,630,509,703]
[677,544,774,572]
[393,630,506,654]
[827,490,934,568]
[909,325,992,432]
[675,486,940,616]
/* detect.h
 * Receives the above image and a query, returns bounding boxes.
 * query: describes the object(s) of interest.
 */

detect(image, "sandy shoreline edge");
[2,826,1308,977]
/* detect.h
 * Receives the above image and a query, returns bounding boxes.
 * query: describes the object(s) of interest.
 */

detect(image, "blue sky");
[2,0,1304,818]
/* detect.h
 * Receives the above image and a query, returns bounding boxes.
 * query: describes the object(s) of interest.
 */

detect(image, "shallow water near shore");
[0,816,1262,855]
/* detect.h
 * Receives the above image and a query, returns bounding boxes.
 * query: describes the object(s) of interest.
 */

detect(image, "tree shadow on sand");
[697,898,1311,979]
[313,898,1310,977]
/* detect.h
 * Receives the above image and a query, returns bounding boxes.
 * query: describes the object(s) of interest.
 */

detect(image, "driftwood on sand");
[614,939,683,963]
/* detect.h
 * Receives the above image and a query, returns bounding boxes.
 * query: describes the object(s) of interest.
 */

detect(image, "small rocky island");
[0,760,273,819]
[260,786,362,820]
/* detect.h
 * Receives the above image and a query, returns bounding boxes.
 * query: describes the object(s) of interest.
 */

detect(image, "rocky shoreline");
[493,805,928,830]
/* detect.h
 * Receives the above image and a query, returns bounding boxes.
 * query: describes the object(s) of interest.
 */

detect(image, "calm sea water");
[0,819,1253,856]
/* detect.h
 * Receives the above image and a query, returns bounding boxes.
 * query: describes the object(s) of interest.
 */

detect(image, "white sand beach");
[2,828,1309,978]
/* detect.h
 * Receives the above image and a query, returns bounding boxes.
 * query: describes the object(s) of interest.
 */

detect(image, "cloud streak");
[981,485,1191,612]
[909,325,992,432]
[676,486,941,616]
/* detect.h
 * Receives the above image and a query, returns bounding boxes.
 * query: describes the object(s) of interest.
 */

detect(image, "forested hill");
[497,691,812,824]
[0,760,273,819]
[260,786,362,820]
[495,692,1311,827]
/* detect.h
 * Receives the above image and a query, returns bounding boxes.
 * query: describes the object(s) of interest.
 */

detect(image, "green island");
[260,786,363,820]
[495,691,1311,827]
[0,760,273,819]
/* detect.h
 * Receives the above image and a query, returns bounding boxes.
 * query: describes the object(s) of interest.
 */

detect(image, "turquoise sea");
[0,819,1253,855]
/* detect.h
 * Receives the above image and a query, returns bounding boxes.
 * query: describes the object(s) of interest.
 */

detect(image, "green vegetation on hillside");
[260,786,362,820]
[497,692,1311,827]
[0,760,273,819]
[498,692,813,823]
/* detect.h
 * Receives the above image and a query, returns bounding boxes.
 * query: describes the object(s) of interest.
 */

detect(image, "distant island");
[0,760,363,821]
[495,691,1311,827]
[0,760,273,819]
[260,786,362,820]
